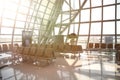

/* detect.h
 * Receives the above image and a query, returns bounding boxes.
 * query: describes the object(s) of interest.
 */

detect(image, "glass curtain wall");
[0,0,120,49]
[0,0,58,45]
[55,0,120,49]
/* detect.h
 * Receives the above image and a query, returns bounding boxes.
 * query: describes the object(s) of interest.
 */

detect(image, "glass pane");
[0,35,12,42]
[117,21,120,34]
[37,12,43,17]
[71,0,79,9]
[41,0,48,6]
[117,36,120,43]
[13,36,22,42]
[21,0,30,7]
[92,8,101,21]
[1,28,13,34]
[91,0,102,7]
[2,19,14,27]
[26,23,33,29]
[14,29,23,34]
[91,23,101,34]
[48,2,54,9]
[18,6,29,14]
[81,10,90,22]
[3,10,16,19]
[4,3,18,12]
[117,5,120,19]
[40,6,46,12]
[78,36,88,49]
[62,14,70,23]
[46,8,51,14]
[54,27,59,35]
[15,21,25,28]
[69,24,79,34]
[33,30,39,35]
[103,6,115,20]
[62,1,70,11]
[34,3,39,10]
[0,1,18,12]
[117,0,120,3]
[79,23,89,34]
[50,0,56,3]
[103,22,115,34]
[89,36,101,43]
[42,20,48,25]
[103,0,115,5]
[62,27,68,35]
[83,0,90,8]
[34,24,40,29]
[17,14,27,21]
[74,24,79,34]
[44,14,49,20]
[11,0,19,3]
[75,14,80,22]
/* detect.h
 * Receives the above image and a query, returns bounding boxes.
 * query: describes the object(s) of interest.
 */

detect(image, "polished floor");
[0,51,120,80]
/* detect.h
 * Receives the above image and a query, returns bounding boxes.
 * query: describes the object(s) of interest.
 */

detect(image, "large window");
[0,0,120,48]
[92,8,101,21]
[103,6,115,20]
[56,0,120,49]
[0,0,57,44]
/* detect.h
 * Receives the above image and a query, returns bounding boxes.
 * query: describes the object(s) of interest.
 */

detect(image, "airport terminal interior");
[0,0,120,80]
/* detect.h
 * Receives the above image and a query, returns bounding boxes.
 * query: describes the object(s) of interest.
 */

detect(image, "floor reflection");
[0,51,120,80]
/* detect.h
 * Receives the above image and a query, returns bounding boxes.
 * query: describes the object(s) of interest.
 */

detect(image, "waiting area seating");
[4,43,120,66]
[1,43,120,68]
[0,43,20,53]
[85,43,120,52]
[7,43,83,66]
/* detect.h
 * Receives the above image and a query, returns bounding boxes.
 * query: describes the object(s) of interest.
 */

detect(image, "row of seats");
[13,46,56,65]
[30,44,83,54]
[86,43,120,51]
[0,43,83,54]
[0,43,19,53]
[0,43,83,65]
